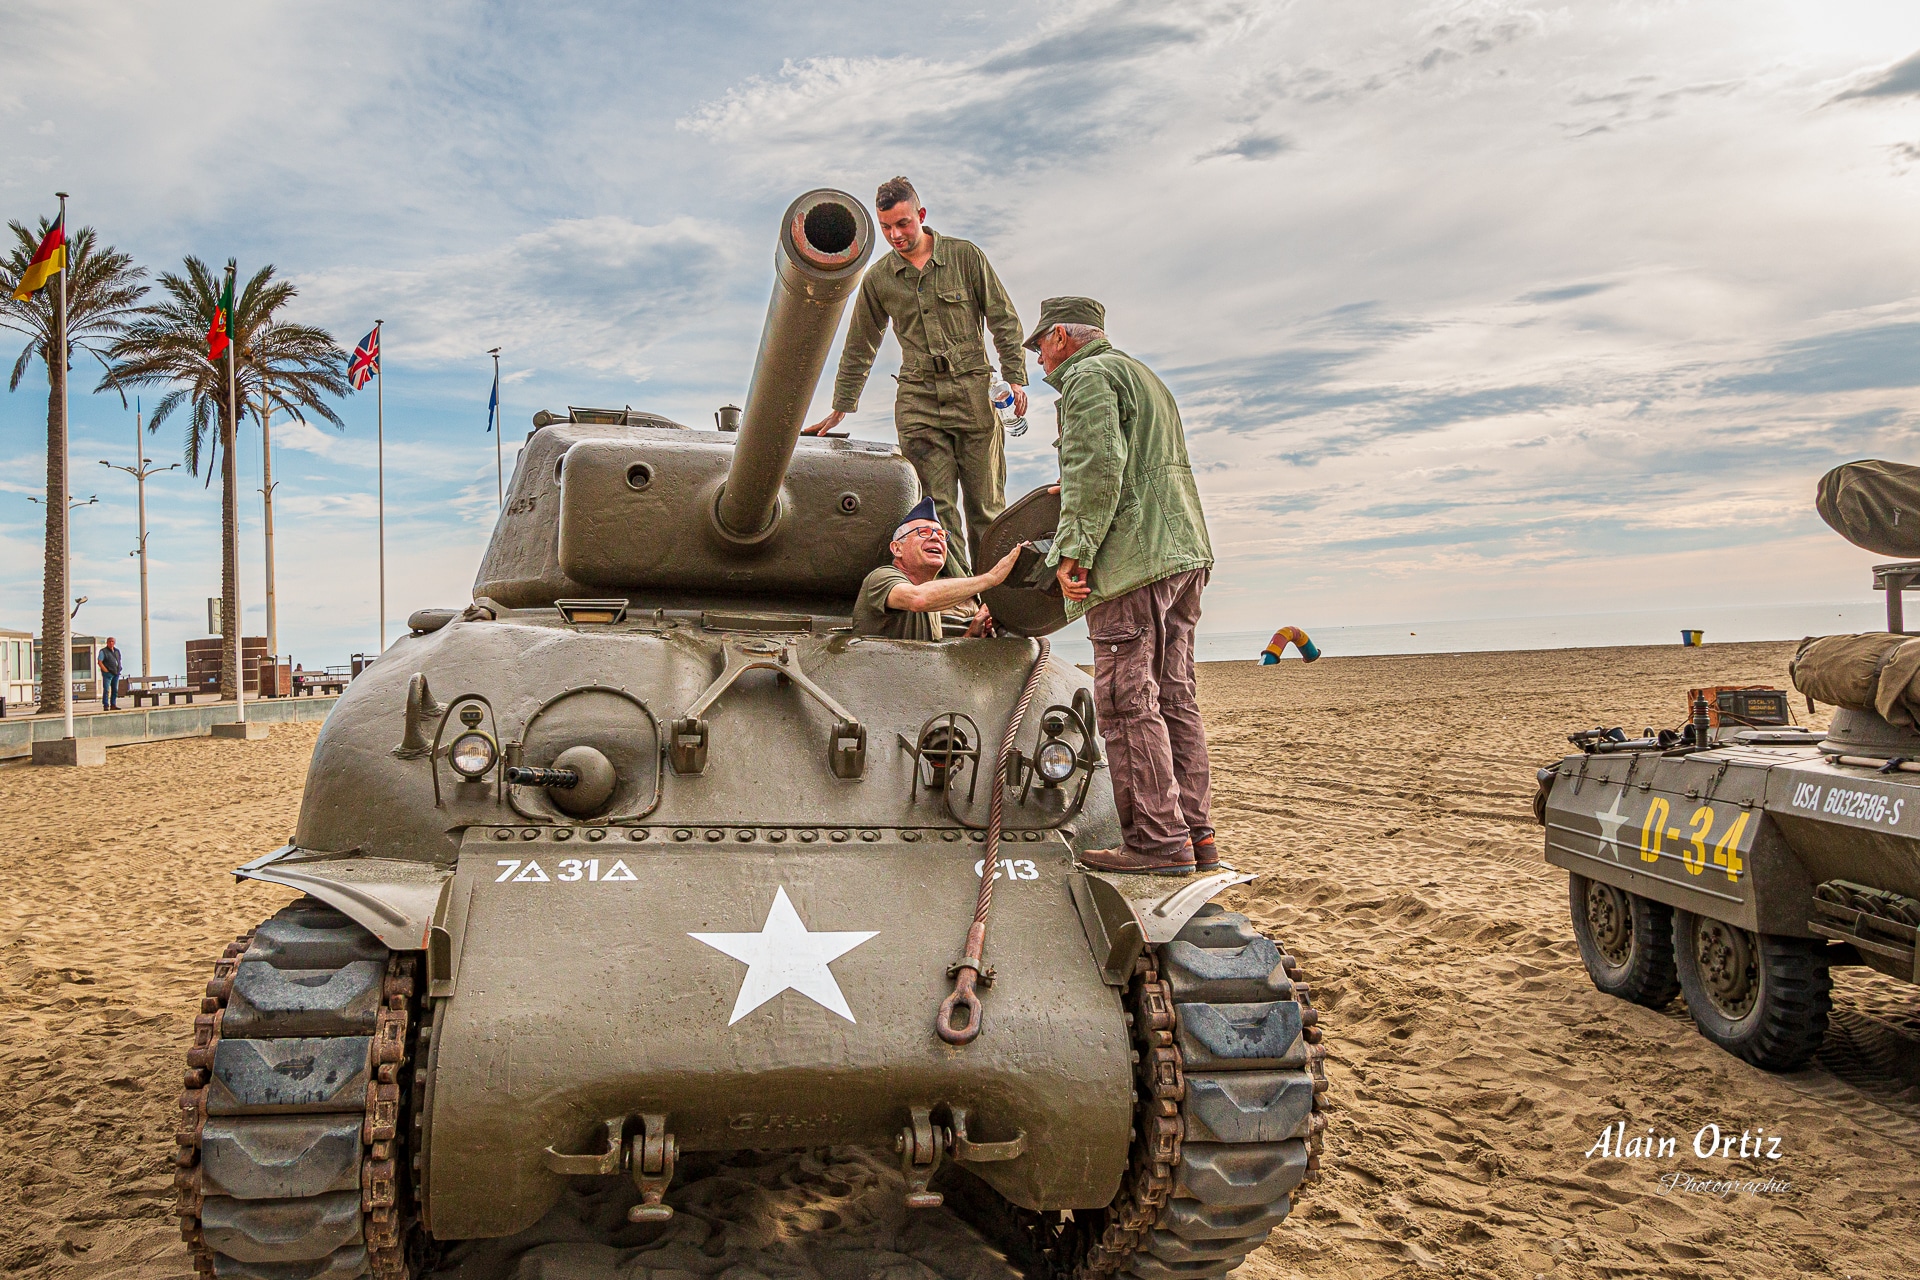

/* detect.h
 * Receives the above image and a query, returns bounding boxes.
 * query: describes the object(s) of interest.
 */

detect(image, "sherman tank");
[1536,460,1920,1072]
[173,188,1330,1280]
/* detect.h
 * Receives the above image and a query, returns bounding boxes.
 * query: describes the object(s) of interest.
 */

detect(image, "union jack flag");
[349,325,380,390]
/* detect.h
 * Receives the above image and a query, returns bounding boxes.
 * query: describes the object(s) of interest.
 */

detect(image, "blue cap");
[894,496,939,539]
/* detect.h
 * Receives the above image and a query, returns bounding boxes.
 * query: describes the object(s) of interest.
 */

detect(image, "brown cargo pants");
[896,373,1005,576]
[1086,567,1213,858]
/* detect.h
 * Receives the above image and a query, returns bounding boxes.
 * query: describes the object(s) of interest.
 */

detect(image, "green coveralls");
[830,230,1028,575]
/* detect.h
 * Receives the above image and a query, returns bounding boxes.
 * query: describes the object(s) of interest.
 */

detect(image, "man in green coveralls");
[1031,297,1217,876]
[852,497,1024,640]
[805,177,1029,576]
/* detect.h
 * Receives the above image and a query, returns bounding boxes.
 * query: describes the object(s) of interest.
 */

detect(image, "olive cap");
[1023,296,1106,350]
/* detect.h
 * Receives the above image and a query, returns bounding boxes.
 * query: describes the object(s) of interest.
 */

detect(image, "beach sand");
[3,640,1916,1280]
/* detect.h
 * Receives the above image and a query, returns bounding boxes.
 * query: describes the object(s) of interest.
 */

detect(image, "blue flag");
[487,371,498,432]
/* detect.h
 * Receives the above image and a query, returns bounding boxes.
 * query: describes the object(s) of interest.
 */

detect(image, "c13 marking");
[1639,802,1745,882]
[974,858,1040,881]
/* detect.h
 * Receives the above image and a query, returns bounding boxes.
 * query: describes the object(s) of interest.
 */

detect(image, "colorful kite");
[1261,626,1320,664]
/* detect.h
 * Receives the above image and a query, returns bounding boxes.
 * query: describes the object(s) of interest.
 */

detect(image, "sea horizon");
[1044,599,1891,666]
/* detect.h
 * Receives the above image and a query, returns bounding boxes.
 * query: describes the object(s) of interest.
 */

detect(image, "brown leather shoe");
[1079,845,1196,876]
[1192,835,1221,872]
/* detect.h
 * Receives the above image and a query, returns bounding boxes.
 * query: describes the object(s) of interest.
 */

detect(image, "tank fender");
[235,847,450,952]
[1540,754,1818,937]
[1070,869,1258,986]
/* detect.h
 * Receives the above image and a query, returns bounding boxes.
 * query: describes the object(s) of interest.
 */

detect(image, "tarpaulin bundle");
[1789,632,1920,729]
[1816,460,1920,558]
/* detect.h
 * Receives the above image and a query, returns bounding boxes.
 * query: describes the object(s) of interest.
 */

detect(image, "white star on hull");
[1596,787,1630,861]
[691,887,879,1025]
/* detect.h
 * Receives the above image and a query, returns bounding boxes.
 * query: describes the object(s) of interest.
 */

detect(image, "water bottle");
[990,378,1028,437]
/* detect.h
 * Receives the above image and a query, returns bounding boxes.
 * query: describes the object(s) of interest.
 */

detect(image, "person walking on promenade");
[1030,297,1217,876]
[98,636,123,711]
[804,177,1029,576]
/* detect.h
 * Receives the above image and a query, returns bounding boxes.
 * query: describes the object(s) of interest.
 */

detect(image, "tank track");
[175,897,419,1280]
[1023,903,1328,1280]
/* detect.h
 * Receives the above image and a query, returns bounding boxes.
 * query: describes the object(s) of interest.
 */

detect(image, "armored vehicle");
[1537,468,1920,1071]
[173,189,1329,1280]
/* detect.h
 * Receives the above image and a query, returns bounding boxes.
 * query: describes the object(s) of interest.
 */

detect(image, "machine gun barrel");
[715,189,876,540]
[506,765,578,789]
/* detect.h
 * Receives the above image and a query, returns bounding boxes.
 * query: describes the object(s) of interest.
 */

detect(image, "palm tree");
[105,259,349,699]
[0,220,147,715]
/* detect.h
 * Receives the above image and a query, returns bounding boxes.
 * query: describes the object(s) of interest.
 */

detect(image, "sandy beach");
[4,640,1916,1280]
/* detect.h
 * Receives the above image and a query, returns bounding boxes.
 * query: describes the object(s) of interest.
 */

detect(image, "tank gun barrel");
[715,189,875,541]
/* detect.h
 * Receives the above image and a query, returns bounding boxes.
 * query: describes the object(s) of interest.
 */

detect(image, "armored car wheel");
[176,898,420,1280]
[1017,904,1327,1280]
[1672,910,1831,1071]
[1568,874,1680,1008]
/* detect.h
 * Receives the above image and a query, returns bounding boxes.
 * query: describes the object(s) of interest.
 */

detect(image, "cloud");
[1709,321,1920,397]
[1198,132,1293,162]
[1829,50,1920,103]
[297,216,738,378]
[676,1,1260,197]
[1518,282,1616,305]
[978,13,1207,73]
[8,0,1920,658]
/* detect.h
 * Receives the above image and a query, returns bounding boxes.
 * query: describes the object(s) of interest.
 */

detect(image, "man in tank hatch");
[1031,297,1217,876]
[852,497,1024,641]
[803,176,1029,579]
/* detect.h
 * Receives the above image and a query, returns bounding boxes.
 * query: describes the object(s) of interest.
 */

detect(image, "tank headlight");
[449,731,498,779]
[1036,739,1077,784]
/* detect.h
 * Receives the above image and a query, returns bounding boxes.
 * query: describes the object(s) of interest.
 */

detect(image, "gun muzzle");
[715,189,875,541]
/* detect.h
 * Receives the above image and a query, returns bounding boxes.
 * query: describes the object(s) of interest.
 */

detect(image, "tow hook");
[896,1106,1030,1209]
[540,1112,678,1222]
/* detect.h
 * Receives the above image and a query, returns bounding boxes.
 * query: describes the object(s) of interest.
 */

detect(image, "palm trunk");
[220,396,239,700]
[37,339,68,716]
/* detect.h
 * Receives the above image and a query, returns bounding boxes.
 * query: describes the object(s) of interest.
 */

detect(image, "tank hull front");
[421,831,1133,1239]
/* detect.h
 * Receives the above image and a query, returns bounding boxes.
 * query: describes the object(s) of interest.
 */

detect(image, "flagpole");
[376,319,385,652]
[226,263,245,727]
[136,400,150,679]
[489,347,502,508]
[55,192,72,742]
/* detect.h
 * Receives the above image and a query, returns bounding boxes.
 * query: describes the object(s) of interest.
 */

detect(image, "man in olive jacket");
[805,177,1028,576]
[1030,297,1216,875]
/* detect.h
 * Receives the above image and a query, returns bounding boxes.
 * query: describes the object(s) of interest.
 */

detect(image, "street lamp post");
[101,398,178,679]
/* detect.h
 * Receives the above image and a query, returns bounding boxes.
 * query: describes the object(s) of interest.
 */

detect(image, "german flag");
[10,213,64,302]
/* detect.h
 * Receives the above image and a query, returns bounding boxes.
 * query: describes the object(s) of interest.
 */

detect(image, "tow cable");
[937,637,1051,1045]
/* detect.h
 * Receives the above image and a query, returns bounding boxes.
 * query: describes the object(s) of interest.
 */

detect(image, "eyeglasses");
[898,526,946,542]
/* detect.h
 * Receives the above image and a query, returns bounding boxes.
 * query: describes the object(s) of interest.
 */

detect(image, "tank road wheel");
[1022,904,1327,1280]
[176,897,420,1280]
[1568,874,1680,1008]
[1672,909,1831,1071]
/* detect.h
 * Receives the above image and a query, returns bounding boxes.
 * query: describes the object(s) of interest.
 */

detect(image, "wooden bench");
[125,677,194,707]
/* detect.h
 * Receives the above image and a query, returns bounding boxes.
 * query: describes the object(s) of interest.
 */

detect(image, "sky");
[4,0,1920,675]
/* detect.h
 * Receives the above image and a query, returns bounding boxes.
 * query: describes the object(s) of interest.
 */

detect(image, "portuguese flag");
[10,212,65,302]
[207,270,235,362]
